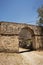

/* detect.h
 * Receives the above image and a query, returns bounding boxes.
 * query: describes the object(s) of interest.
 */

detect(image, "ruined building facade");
[0,22,43,52]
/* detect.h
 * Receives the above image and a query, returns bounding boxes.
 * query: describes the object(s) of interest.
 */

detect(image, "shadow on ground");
[19,49,34,53]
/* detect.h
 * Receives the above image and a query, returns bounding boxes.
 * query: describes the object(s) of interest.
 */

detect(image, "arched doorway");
[19,27,35,52]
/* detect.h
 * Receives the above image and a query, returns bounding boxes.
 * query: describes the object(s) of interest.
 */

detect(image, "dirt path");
[19,48,43,65]
[0,48,43,65]
[21,51,43,65]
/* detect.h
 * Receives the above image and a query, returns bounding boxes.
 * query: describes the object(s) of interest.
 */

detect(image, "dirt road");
[0,48,43,65]
[21,51,43,65]
[19,48,43,65]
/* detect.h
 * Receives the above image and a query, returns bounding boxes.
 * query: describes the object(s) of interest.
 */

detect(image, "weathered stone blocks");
[0,22,43,52]
[0,36,19,52]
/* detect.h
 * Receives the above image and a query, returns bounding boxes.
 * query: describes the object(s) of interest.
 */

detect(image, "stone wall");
[0,22,43,52]
[0,35,19,52]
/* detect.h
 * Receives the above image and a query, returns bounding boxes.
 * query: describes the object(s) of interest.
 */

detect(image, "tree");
[37,6,43,26]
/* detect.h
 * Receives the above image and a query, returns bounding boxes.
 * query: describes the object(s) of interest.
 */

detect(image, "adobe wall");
[0,22,43,52]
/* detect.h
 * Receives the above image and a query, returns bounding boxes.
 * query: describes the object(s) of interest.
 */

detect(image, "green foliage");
[37,6,43,26]
[38,7,43,18]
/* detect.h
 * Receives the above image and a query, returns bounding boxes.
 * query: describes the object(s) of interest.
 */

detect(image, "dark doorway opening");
[19,27,34,52]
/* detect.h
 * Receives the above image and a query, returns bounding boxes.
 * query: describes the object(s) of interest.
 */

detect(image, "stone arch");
[19,26,35,50]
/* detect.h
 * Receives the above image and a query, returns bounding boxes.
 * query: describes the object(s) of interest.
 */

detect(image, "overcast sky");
[0,0,43,25]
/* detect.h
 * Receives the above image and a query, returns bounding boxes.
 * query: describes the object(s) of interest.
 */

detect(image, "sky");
[0,0,43,25]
